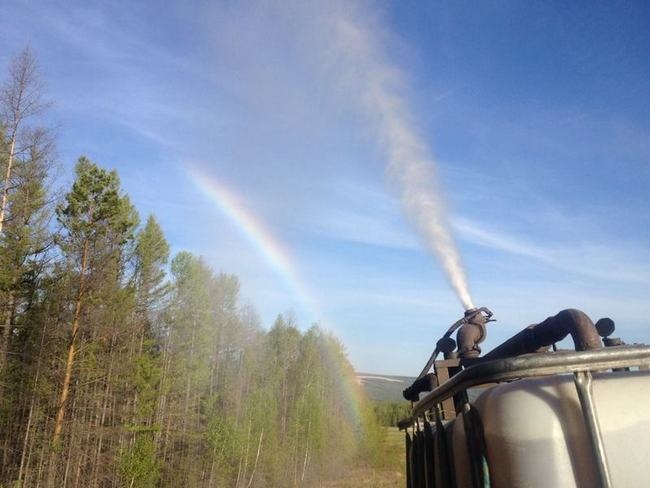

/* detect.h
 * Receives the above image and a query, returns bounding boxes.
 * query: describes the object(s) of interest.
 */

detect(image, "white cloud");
[454,217,650,284]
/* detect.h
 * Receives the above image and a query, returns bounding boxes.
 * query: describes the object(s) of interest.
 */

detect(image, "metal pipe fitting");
[456,308,488,359]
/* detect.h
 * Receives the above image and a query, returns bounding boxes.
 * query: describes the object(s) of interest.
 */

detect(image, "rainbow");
[318,333,368,431]
[188,166,368,429]
[188,165,324,324]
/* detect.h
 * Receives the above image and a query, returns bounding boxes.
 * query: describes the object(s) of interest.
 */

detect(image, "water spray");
[319,7,486,408]
[325,14,475,310]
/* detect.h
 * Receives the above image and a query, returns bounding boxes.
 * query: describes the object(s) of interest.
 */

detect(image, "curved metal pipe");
[483,308,601,361]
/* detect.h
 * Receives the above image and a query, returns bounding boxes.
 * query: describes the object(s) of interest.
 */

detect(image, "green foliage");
[119,434,160,488]
[0,127,51,320]
[372,401,411,427]
[133,345,161,420]
[56,156,139,251]
[135,215,170,313]
[0,108,389,486]
[0,149,391,485]
[205,412,241,480]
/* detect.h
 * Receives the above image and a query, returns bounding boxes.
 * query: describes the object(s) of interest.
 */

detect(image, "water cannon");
[456,306,495,360]
[402,306,495,401]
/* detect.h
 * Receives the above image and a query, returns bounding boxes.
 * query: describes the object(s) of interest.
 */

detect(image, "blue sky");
[2,1,649,375]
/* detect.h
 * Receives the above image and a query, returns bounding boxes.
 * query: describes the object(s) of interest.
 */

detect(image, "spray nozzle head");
[463,306,494,324]
[464,307,480,317]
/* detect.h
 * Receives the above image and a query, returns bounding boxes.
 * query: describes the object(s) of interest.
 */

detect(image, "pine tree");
[52,157,138,444]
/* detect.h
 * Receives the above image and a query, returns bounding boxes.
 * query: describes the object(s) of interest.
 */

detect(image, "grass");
[320,428,405,487]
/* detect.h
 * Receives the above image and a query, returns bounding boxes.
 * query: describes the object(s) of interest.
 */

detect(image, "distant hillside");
[356,373,415,402]
[357,372,495,405]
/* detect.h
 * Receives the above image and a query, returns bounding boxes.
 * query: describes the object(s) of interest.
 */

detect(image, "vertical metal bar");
[459,392,490,488]
[573,371,612,488]
[406,432,412,488]
[434,404,454,488]
[436,363,455,419]
[461,402,482,488]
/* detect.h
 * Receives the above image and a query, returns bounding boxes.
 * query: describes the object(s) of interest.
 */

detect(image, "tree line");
[372,402,411,428]
[0,48,383,487]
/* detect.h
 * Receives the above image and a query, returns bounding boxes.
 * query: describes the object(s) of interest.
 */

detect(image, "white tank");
[448,370,650,488]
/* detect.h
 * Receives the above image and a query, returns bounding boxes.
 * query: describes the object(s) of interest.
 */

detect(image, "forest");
[0,49,396,487]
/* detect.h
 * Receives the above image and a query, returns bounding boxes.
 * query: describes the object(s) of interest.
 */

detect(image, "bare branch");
[0,47,47,131]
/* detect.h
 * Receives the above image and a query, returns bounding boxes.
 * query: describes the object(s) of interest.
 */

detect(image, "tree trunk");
[246,430,263,488]
[0,133,16,235]
[301,446,310,482]
[91,336,114,488]
[17,320,48,483]
[36,430,47,487]
[53,240,89,443]
[238,419,252,488]
[0,277,17,369]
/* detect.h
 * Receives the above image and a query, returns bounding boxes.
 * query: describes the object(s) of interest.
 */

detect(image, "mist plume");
[320,7,475,310]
